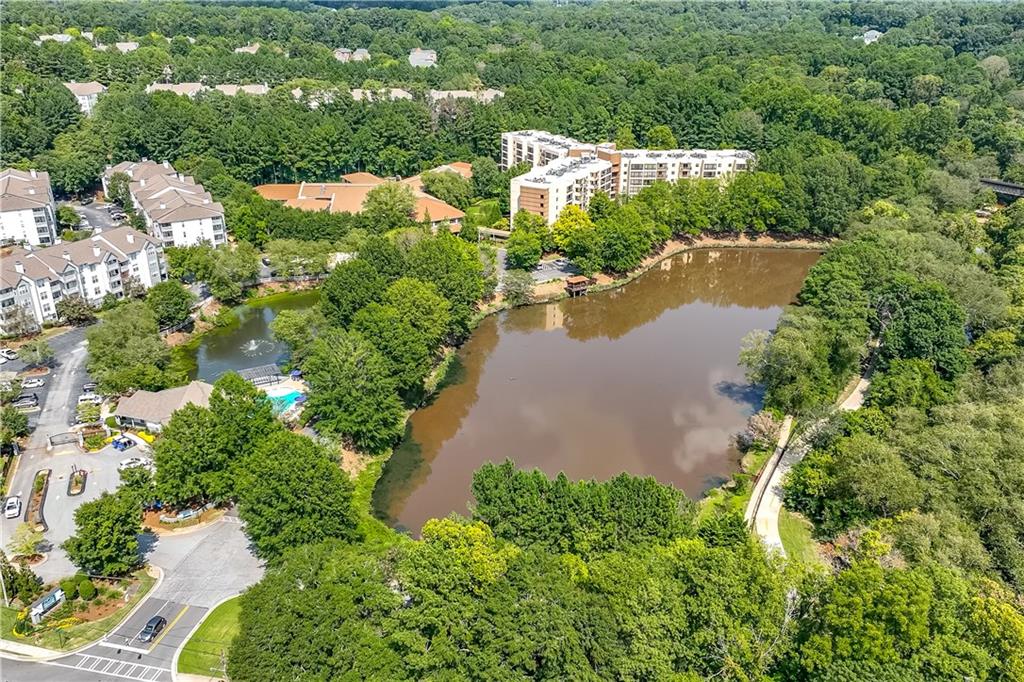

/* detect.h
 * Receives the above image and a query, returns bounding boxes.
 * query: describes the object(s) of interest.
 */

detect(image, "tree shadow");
[714,380,763,411]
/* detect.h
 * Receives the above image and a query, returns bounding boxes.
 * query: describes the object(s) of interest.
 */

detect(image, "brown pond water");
[372,248,820,533]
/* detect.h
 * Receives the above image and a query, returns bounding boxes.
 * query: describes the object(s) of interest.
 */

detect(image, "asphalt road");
[1,326,99,581]
[531,258,579,282]
[3,517,263,682]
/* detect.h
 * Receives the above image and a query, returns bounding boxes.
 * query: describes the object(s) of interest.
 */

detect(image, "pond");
[372,248,820,534]
[186,290,319,382]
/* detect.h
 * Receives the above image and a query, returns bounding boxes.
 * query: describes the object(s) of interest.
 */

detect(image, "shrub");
[105,416,118,429]
[83,434,105,451]
[59,578,79,601]
[78,579,96,601]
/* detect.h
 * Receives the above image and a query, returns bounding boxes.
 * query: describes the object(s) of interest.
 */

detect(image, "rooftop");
[0,168,52,212]
[63,81,106,97]
[115,381,214,425]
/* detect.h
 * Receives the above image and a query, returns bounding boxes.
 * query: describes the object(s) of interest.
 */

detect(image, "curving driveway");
[1,515,263,682]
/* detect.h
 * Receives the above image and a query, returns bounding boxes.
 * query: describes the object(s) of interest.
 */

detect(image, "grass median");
[176,596,241,676]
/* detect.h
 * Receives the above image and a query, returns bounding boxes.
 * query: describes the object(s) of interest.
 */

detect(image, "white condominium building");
[503,130,754,223]
[613,148,754,197]
[500,130,610,170]
[510,156,614,225]
[0,227,167,334]
[0,169,59,247]
[63,81,107,115]
[103,160,227,248]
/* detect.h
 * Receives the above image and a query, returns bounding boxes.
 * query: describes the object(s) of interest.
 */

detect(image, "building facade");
[0,169,59,247]
[103,160,227,247]
[503,130,754,224]
[0,227,167,334]
[63,81,107,115]
[509,157,614,225]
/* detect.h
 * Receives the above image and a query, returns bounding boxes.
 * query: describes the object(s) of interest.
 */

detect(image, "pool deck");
[263,378,307,397]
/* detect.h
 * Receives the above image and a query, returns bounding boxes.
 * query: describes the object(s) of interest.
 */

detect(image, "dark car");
[137,615,167,643]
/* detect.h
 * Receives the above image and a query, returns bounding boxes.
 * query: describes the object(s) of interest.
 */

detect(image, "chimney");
[92,245,101,258]
[30,169,37,179]
[140,178,146,187]
[203,198,209,204]
[162,161,170,168]
[159,202,166,209]
[28,188,35,195]
[62,250,71,261]
[14,261,24,274]
[126,232,134,244]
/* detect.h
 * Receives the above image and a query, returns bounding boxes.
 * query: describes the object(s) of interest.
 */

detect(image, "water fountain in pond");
[240,339,273,356]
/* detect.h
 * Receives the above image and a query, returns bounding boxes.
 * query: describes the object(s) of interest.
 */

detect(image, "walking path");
[747,374,871,557]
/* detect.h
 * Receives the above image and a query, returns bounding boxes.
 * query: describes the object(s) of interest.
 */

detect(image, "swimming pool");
[268,389,304,415]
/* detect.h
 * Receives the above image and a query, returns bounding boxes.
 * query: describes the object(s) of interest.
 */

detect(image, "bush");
[59,578,79,601]
[78,578,96,600]
[83,434,106,451]
[105,416,118,429]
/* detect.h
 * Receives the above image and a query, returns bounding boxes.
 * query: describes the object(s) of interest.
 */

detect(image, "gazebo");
[237,364,284,387]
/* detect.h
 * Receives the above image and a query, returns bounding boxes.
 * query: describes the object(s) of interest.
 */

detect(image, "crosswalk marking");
[46,653,172,681]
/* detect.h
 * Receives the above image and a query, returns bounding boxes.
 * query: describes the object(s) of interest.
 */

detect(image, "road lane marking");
[147,605,189,652]
[48,653,170,681]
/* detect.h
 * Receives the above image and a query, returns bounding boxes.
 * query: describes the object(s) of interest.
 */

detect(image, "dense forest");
[4,1,1024,680]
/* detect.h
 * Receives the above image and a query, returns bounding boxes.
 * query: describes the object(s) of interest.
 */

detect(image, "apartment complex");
[103,160,227,247]
[63,81,107,115]
[334,48,370,62]
[0,169,59,247]
[510,157,614,225]
[255,165,467,232]
[0,227,167,334]
[409,48,438,67]
[503,130,754,224]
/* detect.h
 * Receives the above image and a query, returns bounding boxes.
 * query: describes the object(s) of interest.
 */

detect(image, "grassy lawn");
[2,570,156,651]
[779,508,823,567]
[465,199,501,228]
[177,596,241,676]
[353,459,405,550]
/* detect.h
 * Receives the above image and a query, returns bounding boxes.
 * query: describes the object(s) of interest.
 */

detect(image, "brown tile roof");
[0,168,52,211]
[340,172,385,185]
[63,81,106,97]
[254,179,464,224]
[115,381,214,425]
[106,160,177,184]
[402,162,474,192]
[0,228,158,288]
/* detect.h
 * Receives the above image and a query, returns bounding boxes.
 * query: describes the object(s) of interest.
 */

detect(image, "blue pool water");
[269,390,304,414]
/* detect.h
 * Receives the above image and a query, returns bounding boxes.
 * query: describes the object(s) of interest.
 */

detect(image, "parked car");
[118,456,152,471]
[3,496,21,519]
[82,382,98,394]
[78,393,102,405]
[137,615,167,643]
[112,436,135,452]
[80,197,93,205]
[21,378,45,389]
[0,348,17,361]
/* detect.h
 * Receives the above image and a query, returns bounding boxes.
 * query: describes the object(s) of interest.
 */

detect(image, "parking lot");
[60,199,126,232]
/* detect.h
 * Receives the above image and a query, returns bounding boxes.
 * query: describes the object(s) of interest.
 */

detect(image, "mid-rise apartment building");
[0,227,167,335]
[503,130,754,224]
[0,169,59,247]
[500,130,608,171]
[63,81,107,115]
[103,160,227,248]
[510,156,614,225]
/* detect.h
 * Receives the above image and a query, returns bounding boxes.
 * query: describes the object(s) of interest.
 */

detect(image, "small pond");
[185,290,319,382]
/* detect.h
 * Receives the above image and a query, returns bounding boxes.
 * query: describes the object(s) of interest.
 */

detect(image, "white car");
[4,496,21,520]
[0,348,17,361]
[21,378,45,389]
[78,394,102,405]
[118,457,153,472]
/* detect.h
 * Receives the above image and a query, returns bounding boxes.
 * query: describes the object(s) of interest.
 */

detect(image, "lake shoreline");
[377,240,826,531]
